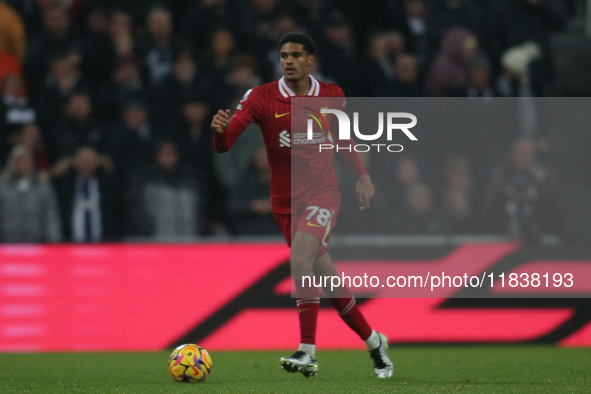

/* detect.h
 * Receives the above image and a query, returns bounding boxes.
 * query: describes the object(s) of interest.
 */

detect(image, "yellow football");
[168,344,212,383]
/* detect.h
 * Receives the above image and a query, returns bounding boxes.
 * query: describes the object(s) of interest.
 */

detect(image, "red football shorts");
[273,202,339,257]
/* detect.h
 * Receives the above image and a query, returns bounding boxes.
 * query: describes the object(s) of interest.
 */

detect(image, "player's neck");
[285,74,311,96]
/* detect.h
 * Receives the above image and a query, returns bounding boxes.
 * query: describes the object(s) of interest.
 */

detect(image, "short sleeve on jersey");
[233,87,262,127]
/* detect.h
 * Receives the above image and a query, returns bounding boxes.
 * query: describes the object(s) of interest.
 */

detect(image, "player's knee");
[290,255,314,278]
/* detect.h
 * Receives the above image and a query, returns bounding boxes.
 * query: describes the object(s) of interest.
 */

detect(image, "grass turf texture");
[1,346,590,393]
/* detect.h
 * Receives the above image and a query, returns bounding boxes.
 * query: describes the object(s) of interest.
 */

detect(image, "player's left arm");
[356,174,375,211]
[330,86,375,210]
[337,140,375,210]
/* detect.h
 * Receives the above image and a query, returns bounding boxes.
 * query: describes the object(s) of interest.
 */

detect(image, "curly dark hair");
[278,32,317,56]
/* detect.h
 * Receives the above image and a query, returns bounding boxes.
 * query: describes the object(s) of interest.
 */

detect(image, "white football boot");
[369,332,394,378]
[280,351,318,378]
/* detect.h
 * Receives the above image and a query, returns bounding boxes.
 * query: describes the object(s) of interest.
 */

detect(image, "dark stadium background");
[1,0,591,352]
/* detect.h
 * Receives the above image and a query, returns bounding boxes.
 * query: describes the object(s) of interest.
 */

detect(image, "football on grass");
[168,344,212,382]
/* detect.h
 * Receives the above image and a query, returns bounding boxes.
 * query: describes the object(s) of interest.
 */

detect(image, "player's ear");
[307,54,315,67]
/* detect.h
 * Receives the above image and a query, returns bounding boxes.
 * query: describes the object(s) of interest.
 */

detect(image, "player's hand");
[356,175,375,210]
[211,109,231,134]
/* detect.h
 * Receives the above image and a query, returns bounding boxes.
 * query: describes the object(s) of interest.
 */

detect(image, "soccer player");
[211,32,393,379]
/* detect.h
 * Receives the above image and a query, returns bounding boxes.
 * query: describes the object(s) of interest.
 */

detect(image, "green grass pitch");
[1,346,590,393]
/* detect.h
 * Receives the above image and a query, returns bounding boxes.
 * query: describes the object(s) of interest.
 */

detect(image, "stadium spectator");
[0,74,37,140]
[177,99,213,174]
[82,6,116,83]
[375,54,428,97]
[0,144,62,242]
[108,10,135,58]
[397,182,440,234]
[17,0,61,38]
[94,54,145,122]
[425,0,485,56]
[26,6,84,88]
[426,27,477,96]
[229,146,278,235]
[241,0,280,38]
[9,123,50,171]
[490,0,567,96]
[378,155,437,233]
[105,100,156,182]
[334,151,396,235]
[482,138,562,242]
[292,0,335,36]
[213,122,264,207]
[98,0,179,25]
[173,98,222,235]
[47,90,105,161]
[445,69,507,172]
[443,156,473,196]
[307,56,335,85]
[357,33,394,97]
[179,0,235,53]
[239,0,281,62]
[139,6,181,84]
[439,155,477,234]
[207,28,237,87]
[130,141,201,239]
[391,0,429,65]
[33,52,84,127]
[394,156,422,197]
[271,14,299,47]
[53,146,120,242]
[213,114,263,233]
[0,0,27,64]
[441,188,477,234]
[319,11,357,95]
[218,54,262,107]
[453,51,498,97]
[104,99,158,237]
[383,31,407,63]
[147,50,214,130]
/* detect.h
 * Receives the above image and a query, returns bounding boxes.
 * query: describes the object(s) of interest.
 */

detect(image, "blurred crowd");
[0,0,574,242]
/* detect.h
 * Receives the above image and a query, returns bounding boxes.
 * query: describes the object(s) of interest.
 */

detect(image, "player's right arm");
[211,109,247,153]
[211,88,261,153]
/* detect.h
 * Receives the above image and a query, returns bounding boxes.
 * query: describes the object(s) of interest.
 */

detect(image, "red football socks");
[296,285,373,345]
[296,295,320,345]
[326,287,373,341]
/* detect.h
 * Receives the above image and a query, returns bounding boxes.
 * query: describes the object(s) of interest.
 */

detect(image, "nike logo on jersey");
[275,112,290,118]
[279,130,290,148]
[307,221,321,227]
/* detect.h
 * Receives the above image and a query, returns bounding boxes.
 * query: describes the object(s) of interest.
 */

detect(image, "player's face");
[280,43,314,82]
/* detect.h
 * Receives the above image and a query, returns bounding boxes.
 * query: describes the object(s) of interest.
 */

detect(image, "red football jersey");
[213,75,367,214]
